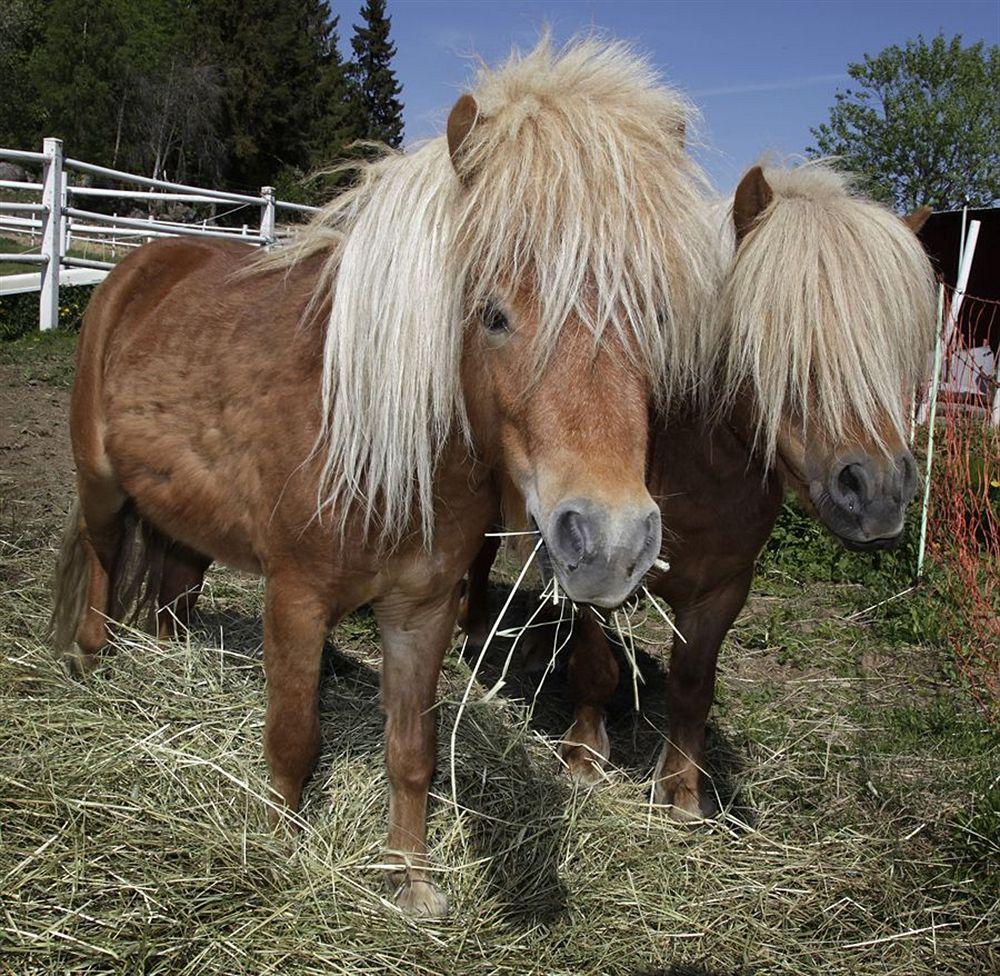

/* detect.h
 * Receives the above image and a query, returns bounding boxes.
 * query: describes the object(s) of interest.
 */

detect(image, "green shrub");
[0,284,95,340]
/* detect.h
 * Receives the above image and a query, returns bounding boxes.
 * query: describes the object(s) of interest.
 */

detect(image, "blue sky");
[333,0,998,190]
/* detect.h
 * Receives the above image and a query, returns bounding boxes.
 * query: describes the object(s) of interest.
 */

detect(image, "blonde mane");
[273,36,719,542]
[714,160,937,458]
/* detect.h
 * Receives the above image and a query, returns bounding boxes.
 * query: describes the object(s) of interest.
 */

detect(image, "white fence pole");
[915,219,982,578]
[39,137,64,331]
[916,284,946,580]
[915,220,982,426]
[260,186,275,247]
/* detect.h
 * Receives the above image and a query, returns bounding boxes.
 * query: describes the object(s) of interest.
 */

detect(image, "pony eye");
[481,300,510,334]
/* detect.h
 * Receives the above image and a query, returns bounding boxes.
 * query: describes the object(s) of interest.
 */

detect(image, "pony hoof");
[560,746,611,787]
[392,878,449,918]
[559,721,611,786]
[653,781,718,823]
[563,760,607,788]
[62,644,99,678]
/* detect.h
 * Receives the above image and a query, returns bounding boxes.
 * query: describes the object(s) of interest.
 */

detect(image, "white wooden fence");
[0,138,320,329]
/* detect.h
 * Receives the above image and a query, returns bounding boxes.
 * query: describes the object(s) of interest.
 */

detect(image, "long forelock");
[454,38,721,393]
[715,161,937,460]
[271,35,721,544]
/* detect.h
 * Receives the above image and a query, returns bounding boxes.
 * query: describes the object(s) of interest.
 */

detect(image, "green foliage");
[193,0,346,190]
[0,285,94,342]
[309,12,358,167]
[348,0,404,148]
[31,0,134,166]
[0,0,45,148]
[809,33,1000,210]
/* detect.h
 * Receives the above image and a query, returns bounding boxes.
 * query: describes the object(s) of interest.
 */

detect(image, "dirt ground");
[0,360,74,523]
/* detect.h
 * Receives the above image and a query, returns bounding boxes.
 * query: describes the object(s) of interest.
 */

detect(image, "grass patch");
[0,327,79,386]
[0,233,121,277]
[0,233,41,276]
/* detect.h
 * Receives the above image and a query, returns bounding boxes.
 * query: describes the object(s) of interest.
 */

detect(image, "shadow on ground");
[187,600,572,925]
[459,578,755,827]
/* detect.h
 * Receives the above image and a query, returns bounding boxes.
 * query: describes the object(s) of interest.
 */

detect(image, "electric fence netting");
[922,289,1000,722]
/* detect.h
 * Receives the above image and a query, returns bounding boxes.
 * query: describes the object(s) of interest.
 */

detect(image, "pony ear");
[733,165,774,244]
[902,204,933,234]
[446,93,480,176]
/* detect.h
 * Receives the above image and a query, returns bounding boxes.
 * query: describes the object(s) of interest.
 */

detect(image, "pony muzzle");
[538,497,662,608]
[812,449,918,548]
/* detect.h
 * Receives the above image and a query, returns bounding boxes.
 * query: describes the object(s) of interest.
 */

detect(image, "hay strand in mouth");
[482,530,542,538]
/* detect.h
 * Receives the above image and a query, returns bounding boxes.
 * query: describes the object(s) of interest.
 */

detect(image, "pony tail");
[111,508,166,633]
[49,500,92,657]
[49,500,167,665]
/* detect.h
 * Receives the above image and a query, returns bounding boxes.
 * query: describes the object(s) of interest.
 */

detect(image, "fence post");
[260,185,275,248]
[991,353,1000,428]
[916,285,946,580]
[916,219,982,578]
[39,137,64,331]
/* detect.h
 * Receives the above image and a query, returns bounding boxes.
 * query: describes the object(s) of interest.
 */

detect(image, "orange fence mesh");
[924,290,1000,721]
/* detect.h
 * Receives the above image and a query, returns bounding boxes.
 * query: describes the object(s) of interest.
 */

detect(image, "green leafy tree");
[809,34,1000,211]
[349,0,404,148]
[22,0,222,181]
[29,0,133,164]
[2,0,382,197]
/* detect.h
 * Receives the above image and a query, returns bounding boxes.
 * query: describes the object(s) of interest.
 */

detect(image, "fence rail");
[0,138,321,327]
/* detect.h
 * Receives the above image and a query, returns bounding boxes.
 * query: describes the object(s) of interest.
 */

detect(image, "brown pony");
[462,162,937,820]
[49,39,719,915]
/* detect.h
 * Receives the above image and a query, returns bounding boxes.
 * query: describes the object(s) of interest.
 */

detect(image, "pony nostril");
[836,465,863,510]
[553,508,592,567]
[832,460,877,514]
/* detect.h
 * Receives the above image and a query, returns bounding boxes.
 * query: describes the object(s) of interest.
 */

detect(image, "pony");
[49,38,719,914]
[461,161,937,820]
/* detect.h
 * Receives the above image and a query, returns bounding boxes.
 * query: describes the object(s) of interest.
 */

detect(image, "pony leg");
[456,534,500,647]
[560,609,617,784]
[374,585,459,918]
[262,575,330,822]
[156,545,211,639]
[653,571,753,820]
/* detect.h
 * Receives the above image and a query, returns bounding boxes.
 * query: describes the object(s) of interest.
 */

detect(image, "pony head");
[716,161,936,549]
[287,37,718,606]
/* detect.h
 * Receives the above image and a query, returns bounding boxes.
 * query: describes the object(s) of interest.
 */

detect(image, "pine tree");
[309,12,357,166]
[193,0,339,189]
[348,0,404,148]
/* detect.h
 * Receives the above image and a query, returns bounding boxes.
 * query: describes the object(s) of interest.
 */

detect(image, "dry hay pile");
[1,507,998,976]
